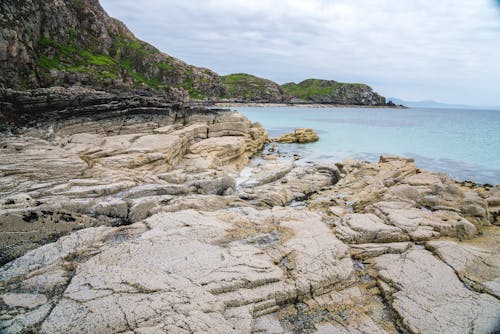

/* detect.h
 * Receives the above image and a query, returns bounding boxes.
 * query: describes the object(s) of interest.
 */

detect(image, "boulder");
[273,128,319,143]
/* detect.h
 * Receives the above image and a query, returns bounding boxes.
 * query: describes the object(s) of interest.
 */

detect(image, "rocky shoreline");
[213,102,407,109]
[0,88,499,333]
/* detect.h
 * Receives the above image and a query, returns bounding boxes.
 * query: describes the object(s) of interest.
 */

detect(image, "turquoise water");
[234,107,500,185]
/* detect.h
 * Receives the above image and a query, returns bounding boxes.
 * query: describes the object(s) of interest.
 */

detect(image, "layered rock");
[273,128,319,144]
[0,0,223,98]
[1,99,499,334]
[0,88,268,264]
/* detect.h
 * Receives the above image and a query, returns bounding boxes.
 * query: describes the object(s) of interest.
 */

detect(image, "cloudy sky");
[100,0,500,106]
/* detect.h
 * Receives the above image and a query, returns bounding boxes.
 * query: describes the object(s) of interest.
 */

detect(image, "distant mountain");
[387,98,500,110]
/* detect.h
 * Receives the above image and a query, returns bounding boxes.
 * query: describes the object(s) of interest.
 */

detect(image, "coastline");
[1,0,498,331]
[1,89,498,333]
[212,102,408,109]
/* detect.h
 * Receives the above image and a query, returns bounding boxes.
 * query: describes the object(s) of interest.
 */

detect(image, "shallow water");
[235,106,500,184]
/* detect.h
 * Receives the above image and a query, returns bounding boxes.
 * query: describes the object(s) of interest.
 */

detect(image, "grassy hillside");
[281,79,386,105]
[221,73,286,102]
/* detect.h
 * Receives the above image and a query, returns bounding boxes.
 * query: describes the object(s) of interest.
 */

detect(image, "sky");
[100,0,500,106]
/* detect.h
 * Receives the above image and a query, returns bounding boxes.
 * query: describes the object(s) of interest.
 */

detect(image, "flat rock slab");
[372,249,500,334]
[0,208,354,334]
[427,237,500,299]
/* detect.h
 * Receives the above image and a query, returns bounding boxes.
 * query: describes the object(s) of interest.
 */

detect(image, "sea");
[233,106,500,185]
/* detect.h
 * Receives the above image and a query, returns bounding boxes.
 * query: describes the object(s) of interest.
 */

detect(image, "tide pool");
[234,106,500,184]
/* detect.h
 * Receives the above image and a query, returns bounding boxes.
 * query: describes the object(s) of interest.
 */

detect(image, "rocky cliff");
[0,0,224,99]
[1,0,389,105]
[281,79,386,105]
[220,75,388,106]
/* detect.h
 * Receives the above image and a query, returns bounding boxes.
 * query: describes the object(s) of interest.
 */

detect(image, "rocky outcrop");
[0,88,268,264]
[0,92,499,333]
[0,0,394,106]
[221,73,287,103]
[281,79,386,106]
[0,0,223,98]
[273,128,319,144]
[0,86,188,128]
[220,75,390,106]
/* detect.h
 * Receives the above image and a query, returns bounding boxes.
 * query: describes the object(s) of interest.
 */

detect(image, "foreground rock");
[0,96,499,333]
[372,249,499,334]
[273,128,319,144]
[0,88,268,264]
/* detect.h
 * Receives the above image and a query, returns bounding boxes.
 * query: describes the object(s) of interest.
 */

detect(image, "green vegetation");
[35,31,215,98]
[112,35,158,55]
[280,79,384,105]
[280,79,370,101]
[37,36,120,82]
[38,55,62,70]
[37,35,169,89]
[280,79,341,100]
[221,73,280,100]
[157,60,176,71]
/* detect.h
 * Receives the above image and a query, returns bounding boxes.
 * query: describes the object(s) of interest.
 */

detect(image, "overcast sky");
[100,0,500,106]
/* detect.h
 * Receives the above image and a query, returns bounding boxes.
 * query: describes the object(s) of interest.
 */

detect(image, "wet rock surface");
[1,102,499,333]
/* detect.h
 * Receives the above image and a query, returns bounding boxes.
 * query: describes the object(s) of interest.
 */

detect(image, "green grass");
[280,79,374,102]
[157,60,175,71]
[38,55,62,69]
[281,79,340,99]
[36,34,209,96]
[221,73,274,99]
[112,35,158,55]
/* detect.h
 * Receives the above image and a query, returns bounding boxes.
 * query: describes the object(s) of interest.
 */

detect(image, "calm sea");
[234,106,500,185]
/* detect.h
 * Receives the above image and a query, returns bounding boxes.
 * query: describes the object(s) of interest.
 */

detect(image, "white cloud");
[100,0,500,105]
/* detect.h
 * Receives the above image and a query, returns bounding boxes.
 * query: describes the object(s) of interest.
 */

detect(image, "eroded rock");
[372,249,500,334]
[273,128,319,144]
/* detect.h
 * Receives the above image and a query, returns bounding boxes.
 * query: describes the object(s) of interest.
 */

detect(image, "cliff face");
[220,73,287,102]
[0,0,388,104]
[220,74,387,106]
[281,79,386,105]
[0,0,224,99]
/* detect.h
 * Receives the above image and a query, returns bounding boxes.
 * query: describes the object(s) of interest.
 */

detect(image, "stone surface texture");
[273,128,320,144]
[1,94,499,333]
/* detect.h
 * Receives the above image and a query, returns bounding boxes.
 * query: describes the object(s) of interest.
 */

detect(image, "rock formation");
[1,91,499,332]
[281,79,386,106]
[0,0,224,98]
[273,128,320,144]
[0,1,498,333]
[219,74,390,106]
[0,0,390,105]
